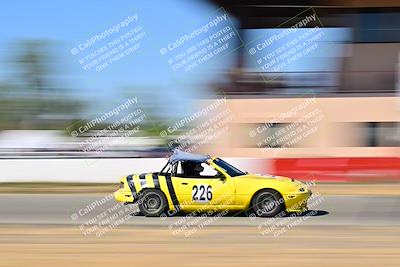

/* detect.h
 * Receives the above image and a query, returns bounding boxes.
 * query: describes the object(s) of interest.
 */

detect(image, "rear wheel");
[138,189,168,217]
[251,189,284,217]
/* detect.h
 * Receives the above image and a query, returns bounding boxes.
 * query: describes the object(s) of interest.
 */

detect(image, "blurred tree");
[0,40,84,130]
[16,40,49,96]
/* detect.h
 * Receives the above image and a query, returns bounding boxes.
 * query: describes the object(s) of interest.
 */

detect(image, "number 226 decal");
[192,185,212,202]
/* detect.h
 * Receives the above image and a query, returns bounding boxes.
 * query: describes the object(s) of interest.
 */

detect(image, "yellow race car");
[114,150,311,217]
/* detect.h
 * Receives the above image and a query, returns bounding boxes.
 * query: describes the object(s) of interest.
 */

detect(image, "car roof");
[168,149,211,164]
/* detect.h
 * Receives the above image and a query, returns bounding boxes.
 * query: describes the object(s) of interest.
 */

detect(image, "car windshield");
[213,158,246,177]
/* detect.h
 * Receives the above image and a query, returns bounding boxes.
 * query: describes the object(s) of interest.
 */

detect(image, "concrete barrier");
[0,158,269,183]
[1,157,397,183]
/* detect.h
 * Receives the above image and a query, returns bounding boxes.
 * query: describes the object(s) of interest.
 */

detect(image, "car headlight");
[119,182,125,189]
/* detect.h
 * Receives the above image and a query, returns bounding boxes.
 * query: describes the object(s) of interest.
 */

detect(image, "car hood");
[237,173,305,186]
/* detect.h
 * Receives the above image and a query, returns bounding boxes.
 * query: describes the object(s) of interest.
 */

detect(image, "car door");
[172,161,235,210]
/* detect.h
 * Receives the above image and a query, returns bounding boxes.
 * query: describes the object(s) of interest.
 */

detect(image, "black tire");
[138,189,168,217]
[251,189,285,217]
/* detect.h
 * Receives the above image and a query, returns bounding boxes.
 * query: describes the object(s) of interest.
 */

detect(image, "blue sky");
[0,0,235,118]
[0,0,350,119]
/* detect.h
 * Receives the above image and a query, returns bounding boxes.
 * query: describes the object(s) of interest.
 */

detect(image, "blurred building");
[201,0,400,181]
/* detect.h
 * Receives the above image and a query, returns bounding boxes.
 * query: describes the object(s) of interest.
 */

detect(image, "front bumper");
[283,191,312,212]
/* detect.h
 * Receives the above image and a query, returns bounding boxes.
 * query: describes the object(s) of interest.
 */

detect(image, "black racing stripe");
[152,173,160,189]
[165,174,180,210]
[126,175,137,198]
[139,173,147,187]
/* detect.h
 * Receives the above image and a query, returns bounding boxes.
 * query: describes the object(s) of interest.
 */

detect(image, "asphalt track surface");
[1,194,400,267]
[0,194,399,226]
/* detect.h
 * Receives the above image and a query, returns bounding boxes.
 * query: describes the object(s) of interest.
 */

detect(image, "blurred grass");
[0,182,399,195]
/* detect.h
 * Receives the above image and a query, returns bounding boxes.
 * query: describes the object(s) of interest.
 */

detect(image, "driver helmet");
[193,162,204,173]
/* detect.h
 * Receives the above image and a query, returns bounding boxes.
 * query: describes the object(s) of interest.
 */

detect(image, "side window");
[200,163,218,177]
[175,161,184,177]
[175,161,222,178]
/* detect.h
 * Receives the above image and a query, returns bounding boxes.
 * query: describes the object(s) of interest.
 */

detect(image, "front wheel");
[138,189,168,217]
[251,189,284,217]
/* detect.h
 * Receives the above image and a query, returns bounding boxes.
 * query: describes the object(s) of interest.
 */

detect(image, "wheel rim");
[143,193,163,214]
[255,192,279,215]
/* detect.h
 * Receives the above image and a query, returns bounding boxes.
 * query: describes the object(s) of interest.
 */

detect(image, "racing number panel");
[171,176,235,208]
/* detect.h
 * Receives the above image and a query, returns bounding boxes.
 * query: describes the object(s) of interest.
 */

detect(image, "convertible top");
[168,149,210,164]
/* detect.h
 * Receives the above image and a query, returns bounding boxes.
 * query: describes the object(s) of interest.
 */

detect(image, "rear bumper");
[113,189,134,203]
